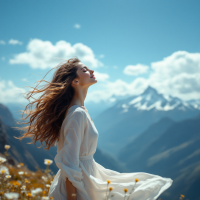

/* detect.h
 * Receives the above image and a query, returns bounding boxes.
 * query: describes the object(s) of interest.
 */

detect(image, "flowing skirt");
[48,155,173,200]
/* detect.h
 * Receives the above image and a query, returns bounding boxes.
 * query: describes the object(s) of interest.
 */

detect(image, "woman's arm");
[66,177,77,200]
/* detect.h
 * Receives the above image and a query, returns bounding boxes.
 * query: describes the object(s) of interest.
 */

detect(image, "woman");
[16,57,173,200]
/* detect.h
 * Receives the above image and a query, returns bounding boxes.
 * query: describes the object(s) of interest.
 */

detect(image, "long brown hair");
[14,57,81,150]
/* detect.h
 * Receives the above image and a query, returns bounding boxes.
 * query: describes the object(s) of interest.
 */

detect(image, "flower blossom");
[44,159,53,165]
[0,156,7,163]
[4,192,19,200]
[4,145,10,150]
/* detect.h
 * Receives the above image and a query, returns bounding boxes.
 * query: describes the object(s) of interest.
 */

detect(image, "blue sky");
[1,0,200,109]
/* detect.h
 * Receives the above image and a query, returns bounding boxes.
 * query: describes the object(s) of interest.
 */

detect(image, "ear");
[72,79,79,86]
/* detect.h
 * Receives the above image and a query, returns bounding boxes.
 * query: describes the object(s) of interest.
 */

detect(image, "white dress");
[48,105,173,200]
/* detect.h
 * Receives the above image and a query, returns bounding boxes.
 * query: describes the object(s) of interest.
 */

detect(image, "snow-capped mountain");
[116,86,200,113]
[94,86,200,157]
[185,99,200,109]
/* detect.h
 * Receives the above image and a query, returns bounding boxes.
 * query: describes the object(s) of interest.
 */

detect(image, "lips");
[91,74,95,78]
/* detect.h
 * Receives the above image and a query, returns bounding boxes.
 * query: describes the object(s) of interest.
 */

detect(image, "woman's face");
[74,62,97,87]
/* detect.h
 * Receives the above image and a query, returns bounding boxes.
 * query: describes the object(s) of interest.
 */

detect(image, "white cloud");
[9,38,103,69]
[2,57,5,61]
[0,40,6,45]
[123,64,149,76]
[74,24,81,29]
[148,51,200,100]
[93,71,109,81]
[0,79,27,104]
[87,77,149,103]
[9,39,23,45]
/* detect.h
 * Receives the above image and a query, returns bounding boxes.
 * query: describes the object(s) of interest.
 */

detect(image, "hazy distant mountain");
[94,86,200,157]
[117,117,175,163]
[124,114,200,200]
[0,103,16,126]
[4,103,28,123]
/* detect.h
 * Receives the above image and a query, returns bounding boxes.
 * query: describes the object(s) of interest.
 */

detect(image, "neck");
[70,86,88,107]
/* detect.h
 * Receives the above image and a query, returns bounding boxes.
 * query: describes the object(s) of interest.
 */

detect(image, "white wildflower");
[18,171,24,175]
[0,156,7,163]
[31,188,42,196]
[0,166,9,175]
[21,185,26,190]
[41,196,49,200]
[44,159,53,165]
[4,192,19,199]
[4,145,10,150]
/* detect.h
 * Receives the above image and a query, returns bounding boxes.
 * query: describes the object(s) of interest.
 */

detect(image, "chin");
[90,80,97,86]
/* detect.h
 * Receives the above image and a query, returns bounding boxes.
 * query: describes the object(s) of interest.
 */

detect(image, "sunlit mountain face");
[117,86,200,112]
[94,86,200,157]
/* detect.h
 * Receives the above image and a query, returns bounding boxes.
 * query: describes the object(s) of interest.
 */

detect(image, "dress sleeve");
[54,109,90,199]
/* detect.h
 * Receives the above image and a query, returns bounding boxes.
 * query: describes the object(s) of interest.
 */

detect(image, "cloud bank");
[9,38,104,69]
[148,51,200,100]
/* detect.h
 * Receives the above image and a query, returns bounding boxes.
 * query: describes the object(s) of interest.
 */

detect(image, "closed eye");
[83,66,89,72]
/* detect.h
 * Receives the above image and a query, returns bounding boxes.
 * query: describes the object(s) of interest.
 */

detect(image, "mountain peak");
[142,86,158,95]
